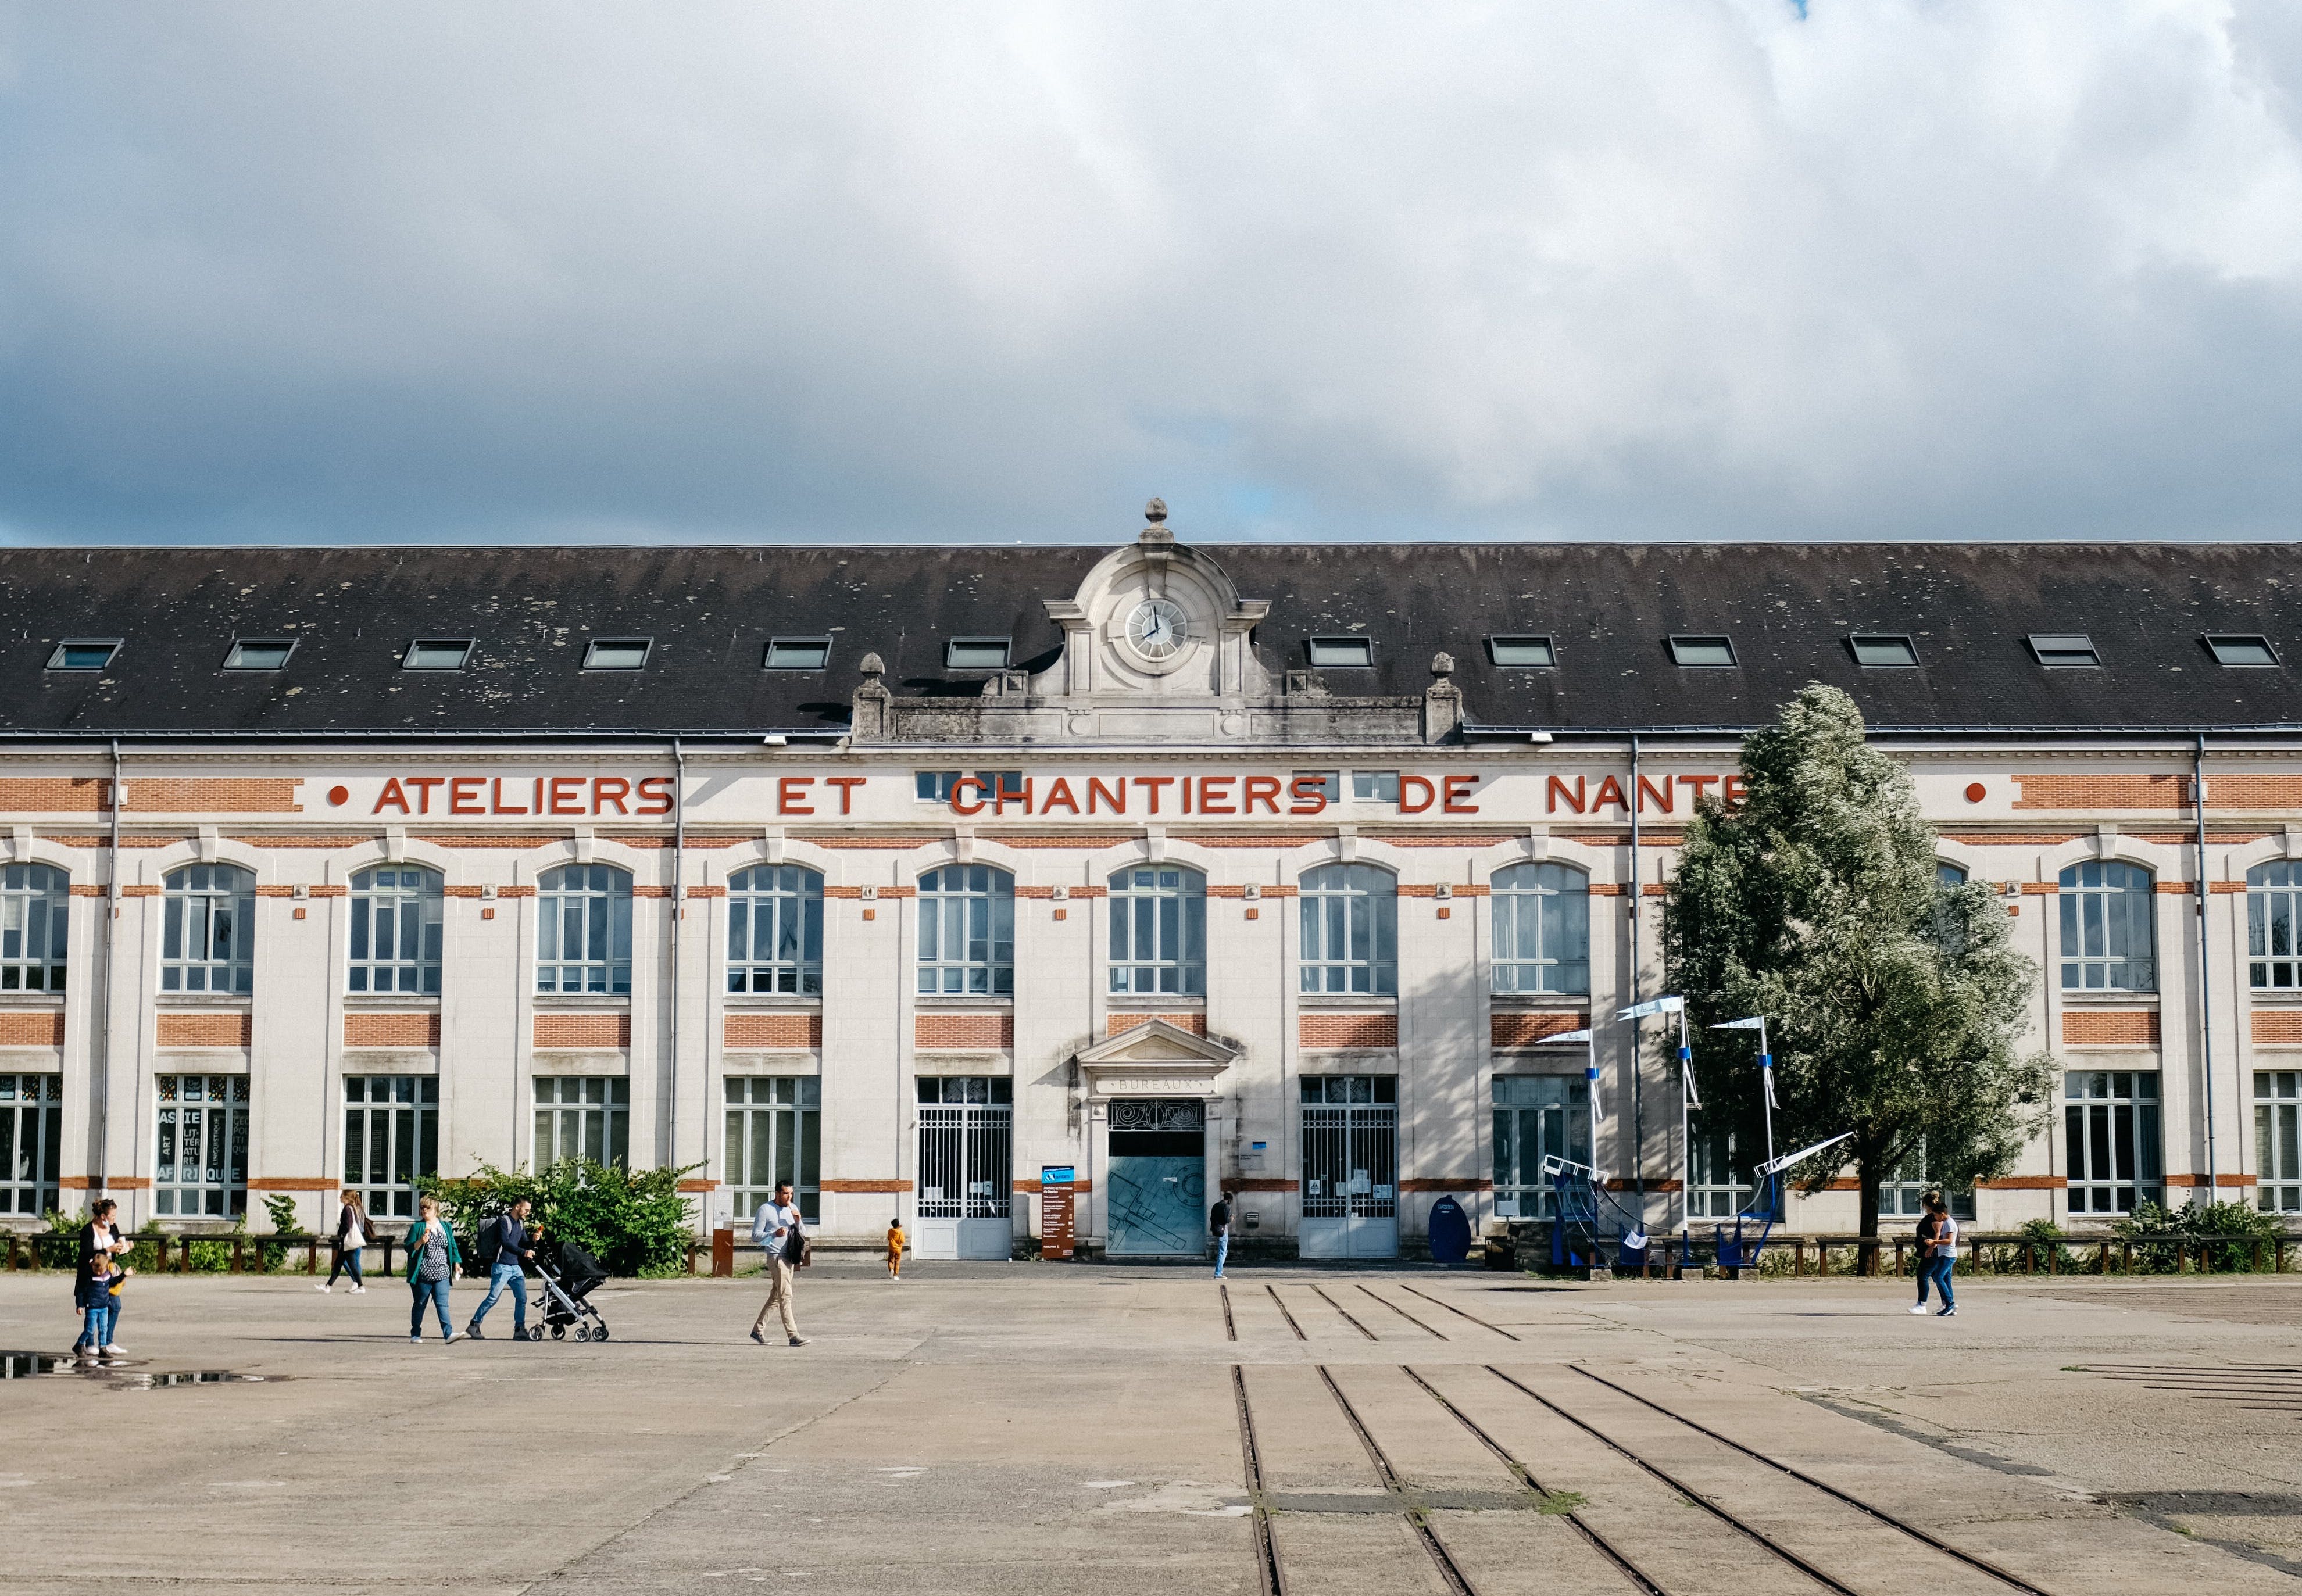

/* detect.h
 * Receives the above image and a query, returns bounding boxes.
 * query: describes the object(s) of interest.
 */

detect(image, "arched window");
[2248,861,2302,989]
[917,865,1013,996]
[348,867,443,994]
[1490,862,1589,994]
[537,864,632,994]
[1936,861,1969,885]
[1300,863,1397,995]
[162,864,254,994]
[1109,867,1206,996]
[728,865,824,994]
[2058,860,2156,992]
[0,863,69,992]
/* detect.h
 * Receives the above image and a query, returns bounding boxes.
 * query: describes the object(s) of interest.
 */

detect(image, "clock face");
[1125,597,1190,661]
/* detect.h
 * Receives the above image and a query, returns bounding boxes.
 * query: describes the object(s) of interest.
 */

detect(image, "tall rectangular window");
[537,864,633,994]
[1299,864,1396,995]
[535,1076,630,1168]
[1688,1117,1754,1219]
[2247,861,2302,988]
[0,1073,61,1216]
[726,865,824,994]
[0,864,69,992]
[2259,1071,2301,1215]
[344,1074,439,1221]
[1490,1075,1587,1220]
[2058,861,2156,992]
[916,865,1014,996]
[155,1074,249,1218]
[725,1076,820,1223]
[1490,863,1590,994]
[162,864,255,994]
[2065,1070,2161,1215]
[1107,867,1206,996]
[348,867,443,994]
[1880,1140,1976,1221]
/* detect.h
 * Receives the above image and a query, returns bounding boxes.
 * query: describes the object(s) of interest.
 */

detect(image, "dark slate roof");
[2,542,2299,739]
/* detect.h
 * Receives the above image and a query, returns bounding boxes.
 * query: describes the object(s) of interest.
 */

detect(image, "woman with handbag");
[319,1189,370,1293]
[404,1197,466,1344]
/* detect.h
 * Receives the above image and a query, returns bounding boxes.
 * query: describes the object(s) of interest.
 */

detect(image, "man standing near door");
[750,1181,811,1347]
[1209,1192,1234,1279]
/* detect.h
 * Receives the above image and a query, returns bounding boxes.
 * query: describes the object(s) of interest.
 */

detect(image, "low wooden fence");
[1503,1226,2301,1279]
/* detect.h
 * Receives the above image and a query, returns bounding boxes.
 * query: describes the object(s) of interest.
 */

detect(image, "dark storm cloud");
[3,2,2302,546]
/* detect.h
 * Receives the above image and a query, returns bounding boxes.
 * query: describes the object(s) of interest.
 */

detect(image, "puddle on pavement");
[0,1351,282,1387]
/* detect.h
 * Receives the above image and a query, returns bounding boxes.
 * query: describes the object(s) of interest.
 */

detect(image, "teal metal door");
[1106,1098,1207,1256]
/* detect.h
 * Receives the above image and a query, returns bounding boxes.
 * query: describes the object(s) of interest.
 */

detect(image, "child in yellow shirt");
[886,1219,905,1280]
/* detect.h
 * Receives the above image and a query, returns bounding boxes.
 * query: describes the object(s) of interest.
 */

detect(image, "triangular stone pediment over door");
[1075,1018,1238,1100]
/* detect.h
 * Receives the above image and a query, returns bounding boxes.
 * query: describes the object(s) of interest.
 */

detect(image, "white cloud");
[2,0,2300,545]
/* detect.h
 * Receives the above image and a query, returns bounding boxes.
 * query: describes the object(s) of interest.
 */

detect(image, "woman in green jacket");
[405,1196,465,1344]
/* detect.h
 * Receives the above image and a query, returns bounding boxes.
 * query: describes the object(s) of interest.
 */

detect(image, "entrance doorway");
[916,1076,1013,1259]
[1300,1076,1398,1259]
[1106,1098,1207,1255]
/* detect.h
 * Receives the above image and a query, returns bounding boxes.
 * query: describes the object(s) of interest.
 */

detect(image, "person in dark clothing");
[1209,1195,1234,1279]
[72,1200,128,1360]
[467,1199,535,1340]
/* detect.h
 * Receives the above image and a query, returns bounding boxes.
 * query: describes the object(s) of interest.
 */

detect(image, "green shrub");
[419,1158,700,1277]
[2112,1199,2281,1273]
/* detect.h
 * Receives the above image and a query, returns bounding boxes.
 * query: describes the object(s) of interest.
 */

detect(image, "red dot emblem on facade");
[1964,782,1986,803]
[327,785,350,807]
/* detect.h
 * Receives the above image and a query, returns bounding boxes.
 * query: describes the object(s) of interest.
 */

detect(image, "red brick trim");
[1604,1178,1681,1193]
[1975,1175,2066,1189]
[2253,1010,2302,1046]
[233,835,374,849]
[725,1012,823,1050]
[2166,1172,2257,1187]
[1490,1011,1586,1047]
[534,1013,630,1049]
[69,885,108,897]
[685,885,727,898]
[1401,1178,1491,1191]
[119,884,160,897]
[1939,833,2083,847]
[0,778,112,812]
[821,1179,912,1193]
[2062,1009,2160,1046]
[413,835,560,849]
[916,1012,1013,1049]
[345,1012,441,1049]
[1300,1012,1397,1049]
[677,1179,719,1193]
[1218,1178,1293,1193]
[1107,1012,1207,1037]
[816,837,940,849]
[2015,773,2302,811]
[0,1011,65,1047]
[156,1012,251,1049]
[62,1175,150,1190]
[1016,1178,1098,1193]
[245,1177,339,1191]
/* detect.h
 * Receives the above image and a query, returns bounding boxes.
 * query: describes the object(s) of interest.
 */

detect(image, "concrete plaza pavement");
[1,1262,2298,1595]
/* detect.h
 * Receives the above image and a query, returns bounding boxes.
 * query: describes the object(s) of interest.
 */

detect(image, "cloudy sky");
[3,2,2300,546]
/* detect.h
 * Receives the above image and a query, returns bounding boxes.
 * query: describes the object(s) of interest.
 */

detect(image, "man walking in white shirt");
[750,1181,810,1347]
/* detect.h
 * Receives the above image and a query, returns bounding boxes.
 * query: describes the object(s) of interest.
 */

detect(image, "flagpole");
[1678,1002,1693,1255]
[1757,1017,1775,1177]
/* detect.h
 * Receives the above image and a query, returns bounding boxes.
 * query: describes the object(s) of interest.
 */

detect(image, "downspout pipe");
[2194,733,2217,1200]
[101,741,123,1200]
[670,739,687,1201]
[1629,735,1645,1225]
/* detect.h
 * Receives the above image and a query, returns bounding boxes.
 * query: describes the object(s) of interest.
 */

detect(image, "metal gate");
[1300,1076,1398,1259]
[916,1077,1013,1259]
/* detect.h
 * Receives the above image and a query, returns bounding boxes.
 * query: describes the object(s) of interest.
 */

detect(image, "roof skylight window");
[2206,635,2279,667]
[582,638,652,671]
[945,637,1011,670]
[1487,635,1556,667]
[223,638,296,671]
[1849,634,1919,668]
[766,637,832,671]
[402,639,474,672]
[1667,635,1737,668]
[2027,634,2100,669]
[47,640,120,671]
[1306,637,1374,668]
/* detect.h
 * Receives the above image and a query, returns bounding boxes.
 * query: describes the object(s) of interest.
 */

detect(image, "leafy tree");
[420,1158,700,1277]
[1664,684,2053,1268]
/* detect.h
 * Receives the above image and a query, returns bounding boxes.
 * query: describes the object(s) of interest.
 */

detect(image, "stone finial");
[859,652,885,681]
[1144,498,1167,523]
[1431,650,1455,678]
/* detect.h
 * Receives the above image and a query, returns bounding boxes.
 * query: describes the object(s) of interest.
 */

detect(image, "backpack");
[472,1215,506,1269]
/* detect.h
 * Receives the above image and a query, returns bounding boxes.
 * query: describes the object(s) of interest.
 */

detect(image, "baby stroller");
[528,1239,612,1342]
